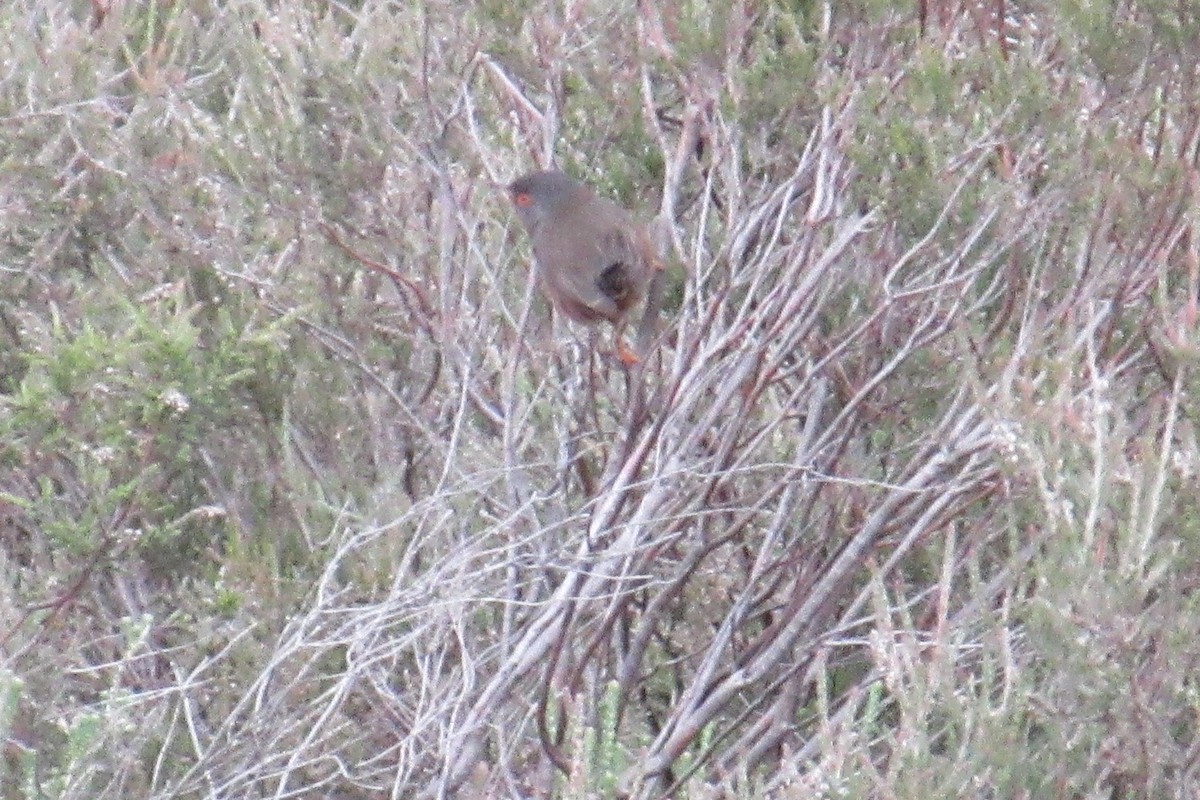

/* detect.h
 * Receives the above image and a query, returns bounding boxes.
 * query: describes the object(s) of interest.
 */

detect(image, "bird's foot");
[615,340,641,366]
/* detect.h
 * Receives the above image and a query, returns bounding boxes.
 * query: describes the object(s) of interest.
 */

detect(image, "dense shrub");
[1,2,1198,798]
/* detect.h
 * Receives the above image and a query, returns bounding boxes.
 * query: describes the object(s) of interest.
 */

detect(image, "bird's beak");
[483,177,513,196]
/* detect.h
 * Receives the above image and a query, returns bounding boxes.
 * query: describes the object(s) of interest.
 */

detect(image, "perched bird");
[507,169,663,364]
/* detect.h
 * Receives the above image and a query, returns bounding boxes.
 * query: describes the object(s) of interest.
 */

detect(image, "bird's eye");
[515,192,533,207]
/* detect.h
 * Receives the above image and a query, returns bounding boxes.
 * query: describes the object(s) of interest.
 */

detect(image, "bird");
[507,169,663,364]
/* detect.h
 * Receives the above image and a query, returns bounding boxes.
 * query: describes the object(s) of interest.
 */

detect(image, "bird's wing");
[594,226,652,306]
[537,202,652,323]
[533,225,619,323]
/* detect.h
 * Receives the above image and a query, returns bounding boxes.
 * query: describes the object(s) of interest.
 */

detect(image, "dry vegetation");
[2,0,1200,798]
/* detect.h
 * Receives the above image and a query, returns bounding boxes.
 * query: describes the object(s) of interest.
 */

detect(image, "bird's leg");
[612,322,640,365]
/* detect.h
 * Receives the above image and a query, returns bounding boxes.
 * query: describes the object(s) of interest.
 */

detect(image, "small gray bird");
[507,169,660,363]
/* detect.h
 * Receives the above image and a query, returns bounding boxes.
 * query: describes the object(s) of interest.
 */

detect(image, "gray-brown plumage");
[507,169,661,363]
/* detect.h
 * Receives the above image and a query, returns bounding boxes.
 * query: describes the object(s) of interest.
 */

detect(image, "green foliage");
[2,289,284,570]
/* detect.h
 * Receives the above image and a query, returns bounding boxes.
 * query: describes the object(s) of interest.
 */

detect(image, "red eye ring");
[514,192,533,207]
